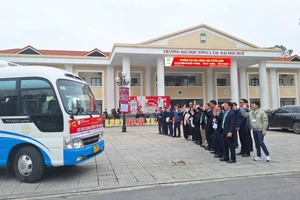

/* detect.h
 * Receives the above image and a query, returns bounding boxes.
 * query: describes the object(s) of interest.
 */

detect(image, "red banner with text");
[69,117,103,139]
[165,57,230,67]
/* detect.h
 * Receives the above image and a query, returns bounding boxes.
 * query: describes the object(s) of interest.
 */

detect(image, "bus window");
[0,80,18,116]
[19,79,63,132]
[57,79,97,115]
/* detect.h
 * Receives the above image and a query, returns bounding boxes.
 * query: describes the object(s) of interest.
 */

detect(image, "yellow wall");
[131,87,142,96]
[168,30,237,48]
[279,87,297,97]
[90,87,103,99]
[217,86,231,98]
[249,87,260,98]
[165,87,204,99]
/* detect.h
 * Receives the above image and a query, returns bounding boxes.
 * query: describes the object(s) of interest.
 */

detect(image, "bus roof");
[0,65,85,83]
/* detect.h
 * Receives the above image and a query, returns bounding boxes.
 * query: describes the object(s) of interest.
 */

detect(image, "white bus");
[0,61,105,183]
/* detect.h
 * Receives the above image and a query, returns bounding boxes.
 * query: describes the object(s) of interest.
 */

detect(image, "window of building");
[90,78,102,86]
[164,75,201,86]
[0,80,18,116]
[278,74,295,86]
[117,72,141,86]
[216,73,230,86]
[78,72,102,86]
[249,74,260,86]
[18,48,40,55]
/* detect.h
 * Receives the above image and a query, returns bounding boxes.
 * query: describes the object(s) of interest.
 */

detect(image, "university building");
[1,24,299,113]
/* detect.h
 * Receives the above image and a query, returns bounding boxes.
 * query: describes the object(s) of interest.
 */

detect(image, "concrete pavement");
[1,126,300,199]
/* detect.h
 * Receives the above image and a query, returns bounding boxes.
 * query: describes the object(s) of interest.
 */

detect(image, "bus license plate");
[93,145,99,153]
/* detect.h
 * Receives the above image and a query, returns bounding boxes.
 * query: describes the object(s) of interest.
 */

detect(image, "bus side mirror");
[72,98,81,115]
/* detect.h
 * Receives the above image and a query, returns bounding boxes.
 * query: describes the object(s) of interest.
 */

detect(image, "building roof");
[0,45,110,57]
[271,55,300,62]
[1,45,297,63]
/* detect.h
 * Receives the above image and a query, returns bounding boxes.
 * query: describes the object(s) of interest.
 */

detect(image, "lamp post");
[115,72,131,132]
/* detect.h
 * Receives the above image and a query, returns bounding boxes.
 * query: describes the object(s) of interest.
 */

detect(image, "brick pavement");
[1,126,300,199]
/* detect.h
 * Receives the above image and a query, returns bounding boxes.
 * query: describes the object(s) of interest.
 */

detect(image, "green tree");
[266,45,293,57]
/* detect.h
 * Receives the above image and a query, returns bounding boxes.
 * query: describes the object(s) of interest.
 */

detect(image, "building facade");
[1,24,299,112]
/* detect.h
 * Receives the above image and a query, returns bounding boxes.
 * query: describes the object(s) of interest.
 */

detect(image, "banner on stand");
[127,96,170,114]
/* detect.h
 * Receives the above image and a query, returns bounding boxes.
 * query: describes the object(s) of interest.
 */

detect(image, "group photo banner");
[127,96,170,114]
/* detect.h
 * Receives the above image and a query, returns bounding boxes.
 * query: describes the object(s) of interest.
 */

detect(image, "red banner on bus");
[69,117,103,139]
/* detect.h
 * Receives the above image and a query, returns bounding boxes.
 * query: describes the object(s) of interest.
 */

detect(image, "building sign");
[165,57,230,67]
[128,96,170,114]
[119,87,129,112]
[163,49,245,56]
[200,33,206,43]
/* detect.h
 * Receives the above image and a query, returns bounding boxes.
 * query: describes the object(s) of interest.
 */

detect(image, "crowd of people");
[156,99,270,163]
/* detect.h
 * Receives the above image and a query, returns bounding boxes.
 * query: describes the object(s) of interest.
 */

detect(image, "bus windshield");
[57,79,97,115]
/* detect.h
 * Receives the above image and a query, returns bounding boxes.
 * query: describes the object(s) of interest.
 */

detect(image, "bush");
[107,114,113,119]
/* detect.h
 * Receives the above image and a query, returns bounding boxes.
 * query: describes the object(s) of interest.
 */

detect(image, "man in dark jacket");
[204,100,217,151]
[220,102,237,163]
[165,106,174,136]
[157,107,164,134]
[173,105,183,138]
[236,99,251,157]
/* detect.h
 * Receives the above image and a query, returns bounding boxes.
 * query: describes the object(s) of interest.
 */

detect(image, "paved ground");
[41,173,300,200]
[1,126,300,199]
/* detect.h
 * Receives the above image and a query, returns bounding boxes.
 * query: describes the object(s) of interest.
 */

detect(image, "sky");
[1,0,300,55]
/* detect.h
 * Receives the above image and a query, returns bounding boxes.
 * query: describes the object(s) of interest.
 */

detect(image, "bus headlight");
[64,138,84,149]
[73,138,84,149]
[64,138,73,149]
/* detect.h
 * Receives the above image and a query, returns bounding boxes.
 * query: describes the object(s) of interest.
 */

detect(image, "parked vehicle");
[0,61,105,183]
[266,105,300,134]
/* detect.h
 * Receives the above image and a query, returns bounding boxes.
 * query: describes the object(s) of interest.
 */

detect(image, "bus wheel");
[13,146,45,183]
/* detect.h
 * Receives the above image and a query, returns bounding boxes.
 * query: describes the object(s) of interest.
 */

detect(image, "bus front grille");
[82,134,100,146]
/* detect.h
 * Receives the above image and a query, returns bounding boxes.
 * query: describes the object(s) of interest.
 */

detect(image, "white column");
[207,68,213,101]
[122,56,131,94]
[64,64,73,73]
[259,60,269,109]
[106,66,115,112]
[239,67,247,99]
[270,68,278,109]
[157,58,165,96]
[230,59,239,104]
[145,66,152,96]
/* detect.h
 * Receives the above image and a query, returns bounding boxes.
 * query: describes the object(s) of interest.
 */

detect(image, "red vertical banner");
[119,87,129,113]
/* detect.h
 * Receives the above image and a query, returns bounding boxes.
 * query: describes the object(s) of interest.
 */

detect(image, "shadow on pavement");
[0,165,83,183]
